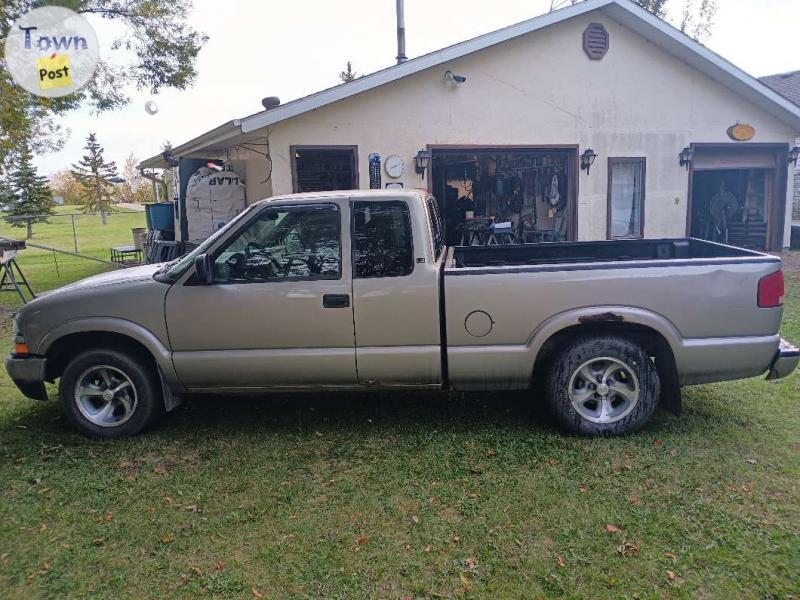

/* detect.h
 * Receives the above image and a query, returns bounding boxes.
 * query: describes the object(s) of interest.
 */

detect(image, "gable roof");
[140,0,800,169]
[760,70,800,108]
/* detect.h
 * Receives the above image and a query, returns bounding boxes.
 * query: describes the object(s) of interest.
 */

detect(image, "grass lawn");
[0,242,797,597]
[0,206,145,308]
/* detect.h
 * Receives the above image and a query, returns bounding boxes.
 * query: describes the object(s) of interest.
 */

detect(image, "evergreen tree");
[4,143,53,239]
[72,133,119,225]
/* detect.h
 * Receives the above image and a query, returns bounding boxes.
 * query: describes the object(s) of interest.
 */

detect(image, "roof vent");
[583,23,609,60]
[261,96,281,110]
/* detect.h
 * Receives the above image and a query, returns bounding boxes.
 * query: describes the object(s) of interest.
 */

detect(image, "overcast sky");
[32,0,799,176]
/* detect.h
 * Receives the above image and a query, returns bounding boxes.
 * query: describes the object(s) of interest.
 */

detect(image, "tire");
[59,348,163,438]
[544,335,660,436]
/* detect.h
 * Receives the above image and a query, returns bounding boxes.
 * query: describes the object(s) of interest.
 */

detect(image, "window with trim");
[352,201,413,278]
[212,205,341,282]
[608,158,645,239]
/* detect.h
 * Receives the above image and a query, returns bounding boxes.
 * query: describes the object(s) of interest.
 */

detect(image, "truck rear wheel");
[544,335,659,436]
[58,348,163,438]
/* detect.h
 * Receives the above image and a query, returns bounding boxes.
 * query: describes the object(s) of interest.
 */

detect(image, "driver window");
[213,205,341,282]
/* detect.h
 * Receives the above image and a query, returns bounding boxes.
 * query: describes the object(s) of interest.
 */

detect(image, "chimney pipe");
[396,0,407,64]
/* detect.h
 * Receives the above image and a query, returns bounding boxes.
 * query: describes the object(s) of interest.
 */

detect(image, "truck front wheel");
[544,335,660,436]
[59,348,163,438]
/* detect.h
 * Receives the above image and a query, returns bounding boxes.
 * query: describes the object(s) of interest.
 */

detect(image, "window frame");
[607,157,646,239]
[350,199,415,280]
[208,202,343,285]
[290,145,359,193]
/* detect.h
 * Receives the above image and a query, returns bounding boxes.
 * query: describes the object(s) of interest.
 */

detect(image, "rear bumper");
[5,355,48,401]
[766,338,800,381]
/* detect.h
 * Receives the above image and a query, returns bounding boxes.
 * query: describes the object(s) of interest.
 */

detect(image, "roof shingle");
[760,70,800,107]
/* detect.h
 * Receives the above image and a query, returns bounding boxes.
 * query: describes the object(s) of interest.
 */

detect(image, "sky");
[31,0,800,176]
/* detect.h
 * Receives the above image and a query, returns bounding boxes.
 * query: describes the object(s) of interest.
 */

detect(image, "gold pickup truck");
[6,190,798,438]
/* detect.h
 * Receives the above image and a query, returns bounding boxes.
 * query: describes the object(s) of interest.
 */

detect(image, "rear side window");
[352,201,413,278]
[427,197,444,258]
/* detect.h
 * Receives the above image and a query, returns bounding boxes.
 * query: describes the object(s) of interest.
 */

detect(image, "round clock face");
[384,154,404,178]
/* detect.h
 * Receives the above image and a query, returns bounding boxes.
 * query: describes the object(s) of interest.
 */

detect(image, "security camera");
[444,70,466,84]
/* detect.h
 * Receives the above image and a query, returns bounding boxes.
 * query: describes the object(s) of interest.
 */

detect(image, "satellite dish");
[144,100,158,115]
[261,96,280,110]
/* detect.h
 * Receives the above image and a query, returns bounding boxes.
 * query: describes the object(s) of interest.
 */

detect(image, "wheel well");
[44,332,156,381]
[533,322,678,388]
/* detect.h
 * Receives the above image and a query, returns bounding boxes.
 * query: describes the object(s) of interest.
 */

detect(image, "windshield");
[163,205,258,280]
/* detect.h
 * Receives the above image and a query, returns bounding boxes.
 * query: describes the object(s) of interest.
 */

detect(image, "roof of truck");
[257,189,429,205]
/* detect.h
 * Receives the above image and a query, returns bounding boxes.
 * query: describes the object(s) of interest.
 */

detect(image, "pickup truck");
[6,190,798,438]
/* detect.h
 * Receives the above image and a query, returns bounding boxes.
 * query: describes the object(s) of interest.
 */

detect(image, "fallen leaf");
[161,534,175,544]
[459,572,472,590]
[666,570,677,581]
[252,587,264,598]
[745,458,757,465]
[216,560,225,571]
[92,537,105,546]
[486,449,496,457]
[190,566,202,576]
[1,553,8,561]
[665,551,677,560]
[465,557,477,570]
[628,495,642,506]
[404,543,411,551]
[653,439,663,447]
[411,515,420,525]
[556,555,565,568]
[616,541,639,557]
[31,478,42,485]
[579,485,588,493]
[452,534,461,543]
[314,431,324,437]
[423,545,431,553]
[605,524,620,533]
[356,535,368,546]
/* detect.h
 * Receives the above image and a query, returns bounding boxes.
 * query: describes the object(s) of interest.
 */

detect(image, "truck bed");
[449,238,769,269]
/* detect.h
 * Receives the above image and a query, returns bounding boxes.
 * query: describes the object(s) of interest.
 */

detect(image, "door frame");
[290,144,359,193]
[426,144,580,242]
[685,143,789,251]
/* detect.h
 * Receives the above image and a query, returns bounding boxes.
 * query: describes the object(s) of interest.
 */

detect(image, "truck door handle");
[322,294,350,308]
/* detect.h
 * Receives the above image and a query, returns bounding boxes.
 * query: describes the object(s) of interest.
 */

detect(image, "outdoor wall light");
[414,149,432,178]
[788,146,800,166]
[580,148,597,174]
[679,146,694,170]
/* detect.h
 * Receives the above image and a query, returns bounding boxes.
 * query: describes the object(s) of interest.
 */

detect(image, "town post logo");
[4,6,99,98]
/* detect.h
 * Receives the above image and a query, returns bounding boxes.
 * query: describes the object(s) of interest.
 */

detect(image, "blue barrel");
[149,202,174,231]
[144,203,153,230]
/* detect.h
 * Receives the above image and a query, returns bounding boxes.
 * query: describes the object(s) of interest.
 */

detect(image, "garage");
[430,147,577,246]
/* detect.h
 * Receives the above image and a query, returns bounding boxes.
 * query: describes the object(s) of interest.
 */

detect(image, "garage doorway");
[430,147,578,246]
[688,144,788,251]
[291,145,358,193]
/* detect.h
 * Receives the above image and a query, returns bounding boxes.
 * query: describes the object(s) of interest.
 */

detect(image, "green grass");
[0,248,797,598]
[0,206,145,307]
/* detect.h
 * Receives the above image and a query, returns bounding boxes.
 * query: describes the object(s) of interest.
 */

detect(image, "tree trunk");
[100,210,107,225]
[26,219,32,239]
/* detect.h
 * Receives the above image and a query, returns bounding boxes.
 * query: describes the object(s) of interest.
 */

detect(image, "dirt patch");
[779,250,800,278]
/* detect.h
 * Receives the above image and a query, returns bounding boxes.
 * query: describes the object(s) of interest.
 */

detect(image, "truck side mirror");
[194,254,214,284]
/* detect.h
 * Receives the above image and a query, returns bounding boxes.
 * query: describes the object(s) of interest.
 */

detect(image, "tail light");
[758,270,784,308]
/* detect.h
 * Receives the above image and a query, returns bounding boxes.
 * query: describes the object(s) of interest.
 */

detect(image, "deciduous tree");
[72,132,119,224]
[49,169,85,205]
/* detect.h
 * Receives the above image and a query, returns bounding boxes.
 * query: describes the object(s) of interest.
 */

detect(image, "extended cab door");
[164,200,357,390]
[350,197,442,386]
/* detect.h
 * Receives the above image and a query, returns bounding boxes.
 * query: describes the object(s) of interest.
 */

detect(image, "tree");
[119,153,154,204]
[72,132,119,224]
[550,0,717,41]
[49,169,86,205]
[0,0,208,174]
[4,142,54,238]
[339,61,358,83]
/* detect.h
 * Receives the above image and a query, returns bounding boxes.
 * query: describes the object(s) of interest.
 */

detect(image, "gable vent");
[583,22,609,60]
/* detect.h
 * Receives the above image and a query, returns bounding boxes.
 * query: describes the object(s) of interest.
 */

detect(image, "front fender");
[37,317,180,386]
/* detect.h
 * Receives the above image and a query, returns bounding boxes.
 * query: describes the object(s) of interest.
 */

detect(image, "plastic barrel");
[150,202,174,231]
[144,203,153,230]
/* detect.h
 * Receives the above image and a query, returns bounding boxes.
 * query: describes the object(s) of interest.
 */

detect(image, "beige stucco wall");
[252,11,798,244]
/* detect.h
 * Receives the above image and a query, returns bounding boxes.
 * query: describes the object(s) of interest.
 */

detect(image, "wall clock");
[384,154,404,178]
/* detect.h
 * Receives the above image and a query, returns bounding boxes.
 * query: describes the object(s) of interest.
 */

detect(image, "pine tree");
[72,133,119,225]
[339,61,358,83]
[4,143,54,239]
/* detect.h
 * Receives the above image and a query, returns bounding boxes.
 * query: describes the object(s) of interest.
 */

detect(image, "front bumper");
[766,338,800,381]
[5,355,48,401]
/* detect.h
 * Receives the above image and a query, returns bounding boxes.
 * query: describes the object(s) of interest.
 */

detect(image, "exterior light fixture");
[679,146,694,170]
[580,148,597,174]
[414,149,432,178]
[444,70,467,84]
[788,146,800,166]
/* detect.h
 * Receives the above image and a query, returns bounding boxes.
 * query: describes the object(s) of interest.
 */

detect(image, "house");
[760,70,800,225]
[140,0,800,251]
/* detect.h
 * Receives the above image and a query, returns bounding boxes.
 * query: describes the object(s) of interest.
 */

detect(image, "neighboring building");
[760,70,800,222]
[141,0,800,250]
